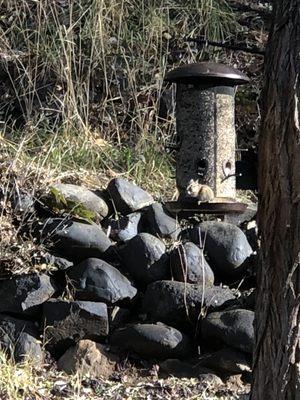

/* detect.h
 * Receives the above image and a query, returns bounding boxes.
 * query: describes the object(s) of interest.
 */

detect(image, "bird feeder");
[165,62,249,215]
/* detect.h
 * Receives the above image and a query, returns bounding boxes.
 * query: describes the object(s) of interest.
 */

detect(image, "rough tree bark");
[251,1,300,399]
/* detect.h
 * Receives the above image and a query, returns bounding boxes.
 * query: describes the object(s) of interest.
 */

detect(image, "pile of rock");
[0,178,256,381]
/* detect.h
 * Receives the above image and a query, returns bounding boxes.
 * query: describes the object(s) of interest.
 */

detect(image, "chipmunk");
[185,179,214,202]
[171,179,215,202]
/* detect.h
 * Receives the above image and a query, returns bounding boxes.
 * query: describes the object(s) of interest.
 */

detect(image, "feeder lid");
[165,62,249,86]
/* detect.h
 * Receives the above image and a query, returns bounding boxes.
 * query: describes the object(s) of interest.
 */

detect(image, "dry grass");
[0,0,240,195]
[0,350,250,399]
[0,351,43,400]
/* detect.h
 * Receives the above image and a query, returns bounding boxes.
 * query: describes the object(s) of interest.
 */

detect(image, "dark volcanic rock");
[40,218,113,262]
[143,281,235,328]
[182,221,253,276]
[145,203,180,239]
[224,203,257,226]
[43,300,109,357]
[120,233,170,286]
[201,309,254,353]
[0,315,43,363]
[204,286,237,310]
[50,183,109,221]
[198,347,251,375]
[170,242,214,285]
[119,233,170,287]
[67,258,137,304]
[110,323,194,359]
[103,212,142,242]
[107,178,154,214]
[0,274,56,316]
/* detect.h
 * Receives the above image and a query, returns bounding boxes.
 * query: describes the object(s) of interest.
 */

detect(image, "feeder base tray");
[165,200,248,218]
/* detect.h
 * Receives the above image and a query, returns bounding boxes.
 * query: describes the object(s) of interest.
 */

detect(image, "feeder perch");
[164,62,250,216]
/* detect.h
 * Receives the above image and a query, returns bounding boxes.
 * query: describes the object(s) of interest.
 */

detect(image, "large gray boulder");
[0,274,56,316]
[40,218,113,262]
[110,323,194,359]
[43,300,109,357]
[49,183,109,221]
[0,315,43,363]
[143,280,235,328]
[119,233,170,287]
[102,212,142,242]
[170,242,214,285]
[107,178,154,214]
[182,221,253,276]
[201,309,254,354]
[145,203,180,240]
[67,258,137,304]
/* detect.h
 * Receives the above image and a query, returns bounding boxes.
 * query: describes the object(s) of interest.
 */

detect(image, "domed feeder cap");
[165,62,249,86]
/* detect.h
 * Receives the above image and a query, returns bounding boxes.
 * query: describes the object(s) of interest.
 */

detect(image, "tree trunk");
[251,1,300,399]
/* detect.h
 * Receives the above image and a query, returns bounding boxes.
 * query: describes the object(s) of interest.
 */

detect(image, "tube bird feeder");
[165,62,249,215]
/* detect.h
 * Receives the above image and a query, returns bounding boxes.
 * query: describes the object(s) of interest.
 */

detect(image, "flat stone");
[119,233,170,287]
[102,212,142,242]
[49,183,109,221]
[107,178,154,214]
[0,274,56,316]
[143,281,235,328]
[110,323,194,359]
[170,242,214,285]
[43,299,109,357]
[145,203,181,239]
[198,347,251,375]
[57,339,117,377]
[201,309,254,354]
[182,222,253,276]
[0,315,43,363]
[67,258,137,304]
[39,218,113,262]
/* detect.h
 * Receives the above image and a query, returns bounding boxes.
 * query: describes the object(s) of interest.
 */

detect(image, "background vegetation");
[0,0,245,197]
